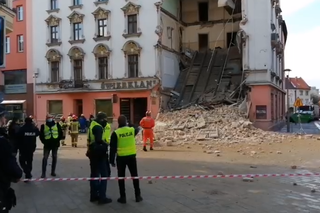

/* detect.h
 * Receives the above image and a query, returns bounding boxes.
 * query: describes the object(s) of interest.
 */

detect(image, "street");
[10,135,320,213]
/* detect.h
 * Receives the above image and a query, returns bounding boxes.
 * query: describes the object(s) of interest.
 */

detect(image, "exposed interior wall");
[160,50,180,88]
[181,0,240,50]
[160,12,181,52]
[161,0,180,18]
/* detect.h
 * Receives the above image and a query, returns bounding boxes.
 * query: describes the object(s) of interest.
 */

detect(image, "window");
[50,61,59,82]
[227,32,237,47]
[127,15,137,34]
[17,35,24,52]
[95,99,113,123]
[5,37,10,54]
[256,105,267,119]
[299,90,303,96]
[16,6,23,21]
[128,54,138,78]
[73,0,81,5]
[97,19,107,37]
[73,59,82,80]
[98,57,108,79]
[198,2,208,22]
[51,0,58,10]
[73,23,82,40]
[3,70,26,85]
[50,26,59,43]
[305,91,309,96]
[48,100,63,115]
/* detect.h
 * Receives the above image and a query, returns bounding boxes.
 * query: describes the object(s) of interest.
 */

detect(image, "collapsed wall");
[154,105,288,145]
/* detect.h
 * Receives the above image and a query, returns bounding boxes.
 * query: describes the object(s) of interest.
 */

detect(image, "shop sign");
[4,84,27,94]
[101,79,157,90]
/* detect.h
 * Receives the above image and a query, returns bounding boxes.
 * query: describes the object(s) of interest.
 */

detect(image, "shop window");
[95,99,113,123]
[256,105,267,119]
[48,100,63,116]
[3,70,27,94]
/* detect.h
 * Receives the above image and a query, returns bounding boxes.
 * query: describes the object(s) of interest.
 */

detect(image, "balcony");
[0,2,15,34]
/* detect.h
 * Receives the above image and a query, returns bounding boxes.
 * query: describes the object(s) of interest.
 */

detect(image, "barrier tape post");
[21,173,320,182]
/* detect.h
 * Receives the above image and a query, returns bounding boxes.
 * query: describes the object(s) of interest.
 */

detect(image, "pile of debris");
[154,105,287,145]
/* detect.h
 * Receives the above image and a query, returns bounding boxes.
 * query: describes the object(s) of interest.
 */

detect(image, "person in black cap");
[109,115,143,204]
[17,117,40,180]
[86,112,112,204]
[0,102,23,212]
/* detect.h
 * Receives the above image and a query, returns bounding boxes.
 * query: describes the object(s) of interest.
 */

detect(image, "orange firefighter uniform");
[139,111,155,151]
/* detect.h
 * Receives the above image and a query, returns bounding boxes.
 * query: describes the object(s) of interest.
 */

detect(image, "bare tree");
[310,94,320,105]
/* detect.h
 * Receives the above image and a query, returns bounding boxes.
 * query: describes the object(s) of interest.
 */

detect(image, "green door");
[95,99,113,123]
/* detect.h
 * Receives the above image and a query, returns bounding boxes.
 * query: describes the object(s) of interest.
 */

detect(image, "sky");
[281,0,320,88]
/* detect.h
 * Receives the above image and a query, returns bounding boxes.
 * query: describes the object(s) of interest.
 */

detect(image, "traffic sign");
[294,98,303,107]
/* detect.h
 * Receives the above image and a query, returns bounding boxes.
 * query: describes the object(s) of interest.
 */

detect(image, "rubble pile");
[154,105,288,145]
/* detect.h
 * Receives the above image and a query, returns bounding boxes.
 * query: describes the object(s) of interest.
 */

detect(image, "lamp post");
[33,71,39,122]
[284,68,291,132]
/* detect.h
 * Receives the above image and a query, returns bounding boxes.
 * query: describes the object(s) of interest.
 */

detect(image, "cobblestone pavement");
[10,136,320,213]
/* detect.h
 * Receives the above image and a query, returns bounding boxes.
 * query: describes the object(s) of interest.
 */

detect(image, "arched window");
[45,49,62,83]
[122,41,141,78]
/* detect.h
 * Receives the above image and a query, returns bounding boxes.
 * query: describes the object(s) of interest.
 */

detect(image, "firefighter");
[39,114,63,178]
[69,115,79,147]
[139,111,155,151]
[86,112,112,204]
[110,115,143,204]
[59,117,68,146]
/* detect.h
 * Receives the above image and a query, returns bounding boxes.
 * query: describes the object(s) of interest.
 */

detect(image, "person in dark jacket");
[86,112,112,204]
[39,114,63,178]
[109,115,143,204]
[7,117,20,156]
[17,117,40,180]
[0,104,23,212]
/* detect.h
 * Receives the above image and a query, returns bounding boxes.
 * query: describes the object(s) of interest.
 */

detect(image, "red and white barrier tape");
[21,173,320,182]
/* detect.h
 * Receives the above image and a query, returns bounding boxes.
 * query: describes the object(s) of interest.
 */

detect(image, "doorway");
[133,98,148,126]
[74,99,83,116]
[198,34,208,52]
[120,98,131,123]
[198,2,208,22]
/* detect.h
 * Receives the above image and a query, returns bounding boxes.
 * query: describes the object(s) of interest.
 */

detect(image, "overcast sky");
[282,0,320,88]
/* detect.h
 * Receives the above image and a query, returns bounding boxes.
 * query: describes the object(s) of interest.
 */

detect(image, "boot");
[135,195,143,202]
[98,198,112,205]
[51,157,57,176]
[143,146,147,152]
[117,197,126,204]
[150,147,154,150]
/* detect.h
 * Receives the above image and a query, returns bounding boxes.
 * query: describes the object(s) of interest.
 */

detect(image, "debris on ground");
[154,105,292,145]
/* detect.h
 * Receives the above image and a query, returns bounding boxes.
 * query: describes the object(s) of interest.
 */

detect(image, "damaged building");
[157,0,287,130]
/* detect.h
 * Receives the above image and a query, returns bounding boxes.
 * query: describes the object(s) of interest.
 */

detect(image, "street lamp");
[33,70,39,122]
[284,68,291,132]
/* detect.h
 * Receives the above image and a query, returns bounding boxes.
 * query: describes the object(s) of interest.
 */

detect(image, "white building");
[27,0,288,129]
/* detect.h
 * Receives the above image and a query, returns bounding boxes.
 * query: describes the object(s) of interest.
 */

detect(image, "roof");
[285,78,295,89]
[289,77,310,90]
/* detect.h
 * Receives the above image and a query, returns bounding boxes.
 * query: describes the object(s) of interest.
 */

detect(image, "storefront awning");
[1,100,26,104]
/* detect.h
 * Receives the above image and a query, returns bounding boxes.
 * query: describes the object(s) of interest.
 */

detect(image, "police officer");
[17,117,40,180]
[86,112,112,204]
[0,104,23,212]
[109,115,143,204]
[39,114,63,178]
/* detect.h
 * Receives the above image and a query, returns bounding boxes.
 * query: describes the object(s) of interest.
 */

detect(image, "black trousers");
[116,155,141,197]
[19,152,34,177]
[42,147,58,174]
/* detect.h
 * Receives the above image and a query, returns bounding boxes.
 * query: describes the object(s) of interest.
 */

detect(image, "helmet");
[96,112,107,120]
[72,115,77,119]
[145,111,151,116]
[29,115,33,119]
[61,117,65,121]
